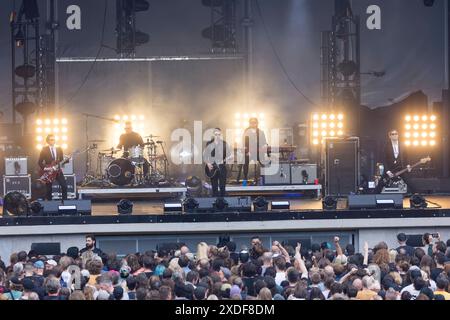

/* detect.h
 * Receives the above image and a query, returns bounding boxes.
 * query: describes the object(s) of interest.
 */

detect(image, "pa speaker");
[348,194,403,209]
[37,200,92,216]
[31,242,61,256]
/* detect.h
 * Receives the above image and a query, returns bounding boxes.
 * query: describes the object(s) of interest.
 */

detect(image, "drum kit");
[82,135,169,187]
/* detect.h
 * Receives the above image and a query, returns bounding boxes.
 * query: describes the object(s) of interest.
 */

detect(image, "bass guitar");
[205,163,220,179]
[382,156,431,186]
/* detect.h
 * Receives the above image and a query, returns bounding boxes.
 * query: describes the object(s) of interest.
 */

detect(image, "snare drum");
[129,146,144,163]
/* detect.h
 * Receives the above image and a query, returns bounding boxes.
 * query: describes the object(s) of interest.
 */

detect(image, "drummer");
[117,121,144,158]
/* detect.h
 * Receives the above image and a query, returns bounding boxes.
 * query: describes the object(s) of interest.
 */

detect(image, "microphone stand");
[81,113,119,186]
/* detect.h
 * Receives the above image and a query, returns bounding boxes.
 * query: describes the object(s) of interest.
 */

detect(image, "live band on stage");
[26,115,432,202]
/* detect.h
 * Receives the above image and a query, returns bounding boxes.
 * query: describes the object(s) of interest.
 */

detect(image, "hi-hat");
[145,135,160,138]
[89,139,106,143]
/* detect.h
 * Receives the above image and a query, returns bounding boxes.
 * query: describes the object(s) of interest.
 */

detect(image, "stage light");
[114,115,120,121]
[213,197,229,211]
[131,115,137,120]
[117,199,133,214]
[164,202,183,213]
[235,113,240,119]
[3,192,29,216]
[183,197,199,213]
[253,196,269,212]
[322,196,337,210]
[185,176,202,197]
[410,194,427,208]
[30,201,43,216]
[430,140,436,146]
[35,118,70,150]
[403,114,437,148]
[310,112,345,145]
[271,201,290,210]
[259,113,265,119]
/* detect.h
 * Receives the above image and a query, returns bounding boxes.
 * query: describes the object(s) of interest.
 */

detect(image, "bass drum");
[107,158,149,186]
[107,158,134,186]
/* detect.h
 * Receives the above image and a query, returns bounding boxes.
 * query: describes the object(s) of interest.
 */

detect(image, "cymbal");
[145,135,160,138]
[143,141,156,146]
[89,139,106,143]
[101,148,121,152]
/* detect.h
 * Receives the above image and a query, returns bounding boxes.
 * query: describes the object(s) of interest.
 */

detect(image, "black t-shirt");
[396,245,415,257]
[117,132,144,151]
[430,267,444,282]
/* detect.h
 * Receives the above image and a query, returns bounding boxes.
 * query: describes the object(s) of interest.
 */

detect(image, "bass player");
[38,134,68,200]
[375,129,414,194]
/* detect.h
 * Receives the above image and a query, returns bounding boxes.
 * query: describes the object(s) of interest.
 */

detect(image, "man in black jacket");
[375,130,412,193]
[204,128,232,197]
[37,134,68,200]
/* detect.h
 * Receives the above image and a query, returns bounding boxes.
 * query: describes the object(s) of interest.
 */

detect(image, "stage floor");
[87,195,450,216]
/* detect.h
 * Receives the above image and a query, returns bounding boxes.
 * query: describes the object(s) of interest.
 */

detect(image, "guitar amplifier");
[5,157,28,175]
[263,163,291,185]
[291,164,317,184]
[3,175,31,199]
[52,174,77,199]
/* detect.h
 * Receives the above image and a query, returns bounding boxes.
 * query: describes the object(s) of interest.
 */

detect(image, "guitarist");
[38,134,68,200]
[204,128,232,197]
[375,129,413,193]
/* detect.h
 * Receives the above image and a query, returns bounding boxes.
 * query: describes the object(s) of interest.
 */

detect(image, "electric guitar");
[38,148,88,184]
[205,163,220,179]
[382,156,431,186]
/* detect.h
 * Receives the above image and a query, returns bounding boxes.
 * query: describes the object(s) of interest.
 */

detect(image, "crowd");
[0,233,450,300]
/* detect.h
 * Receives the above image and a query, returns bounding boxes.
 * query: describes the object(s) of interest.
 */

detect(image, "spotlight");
[311,112,345,145]
[271,201,290,210]
[2,192,29,216]
[185,176,203,197]
[322,196,338,210]
[117,199,133,215]
[163,202,183,213]
[183,197,199,213]
[30,201,43,216]
[213,197,229,212]
[410,194,427,209]
[253,196,269,212]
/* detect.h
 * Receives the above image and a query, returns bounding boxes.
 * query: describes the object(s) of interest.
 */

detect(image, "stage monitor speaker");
[348,194,403,209]
[31,242,61,256]
[291,164,317,184]
[325,138,359,195]
[184,197,252,213]
[37,200,92,216]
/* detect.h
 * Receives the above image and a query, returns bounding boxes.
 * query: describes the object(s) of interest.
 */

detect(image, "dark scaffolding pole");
[242,0,254,109]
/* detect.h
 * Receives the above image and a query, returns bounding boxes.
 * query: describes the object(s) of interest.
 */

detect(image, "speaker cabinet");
[263,163,291,185]
[348,194,403,209]
[184,197,252,213]
[324,138,359,195]
[37,200,92,215]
